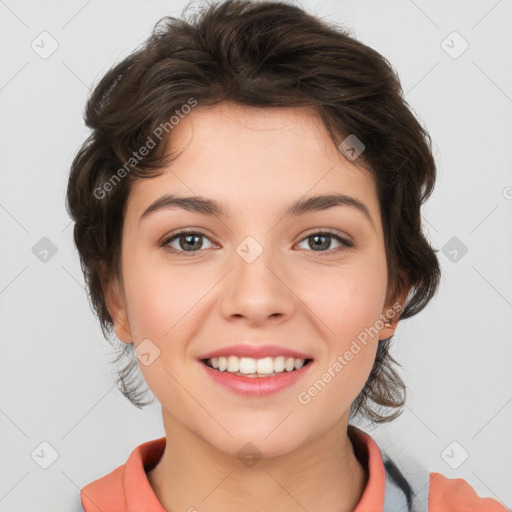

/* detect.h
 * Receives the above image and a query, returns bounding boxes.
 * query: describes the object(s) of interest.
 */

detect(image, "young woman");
[66,1,508,510]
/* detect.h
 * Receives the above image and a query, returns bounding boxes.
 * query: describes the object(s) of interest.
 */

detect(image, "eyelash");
[160,229,354,257]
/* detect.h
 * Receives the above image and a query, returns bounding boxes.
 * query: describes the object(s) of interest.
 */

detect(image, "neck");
[147,412,368,512]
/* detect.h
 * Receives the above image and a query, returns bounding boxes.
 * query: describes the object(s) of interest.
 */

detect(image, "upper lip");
[199,344,313,361]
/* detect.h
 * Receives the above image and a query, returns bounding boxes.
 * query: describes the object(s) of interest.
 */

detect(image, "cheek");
[121,255,219,401]
[295,269,386,421]
[299,253,388,344]
[123,248,213,339]
[121,258,210,405]
[296,252,387,388]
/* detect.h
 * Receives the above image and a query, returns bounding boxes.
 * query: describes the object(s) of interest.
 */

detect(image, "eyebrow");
[139,193,375,228]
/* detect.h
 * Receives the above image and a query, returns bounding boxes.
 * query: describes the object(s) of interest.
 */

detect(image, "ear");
[103,275,133,344]
[378,284,410,340]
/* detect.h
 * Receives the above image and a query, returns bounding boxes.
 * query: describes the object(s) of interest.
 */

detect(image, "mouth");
[199,356,314,396]
[200,357,314,378]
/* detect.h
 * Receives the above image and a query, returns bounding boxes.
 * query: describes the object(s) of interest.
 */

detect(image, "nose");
[219,241,297,327]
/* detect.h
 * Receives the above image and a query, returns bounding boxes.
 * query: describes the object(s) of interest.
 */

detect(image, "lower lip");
[199,360,313,396]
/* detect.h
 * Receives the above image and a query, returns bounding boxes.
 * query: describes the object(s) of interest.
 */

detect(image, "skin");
[104,102,408,512]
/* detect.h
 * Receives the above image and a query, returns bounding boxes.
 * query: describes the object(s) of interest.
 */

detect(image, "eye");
[160,229,353,256]
[296,231,353,254]
[161,230,214,255]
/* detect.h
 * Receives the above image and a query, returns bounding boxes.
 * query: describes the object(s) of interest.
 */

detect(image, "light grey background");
[1,0,511,510]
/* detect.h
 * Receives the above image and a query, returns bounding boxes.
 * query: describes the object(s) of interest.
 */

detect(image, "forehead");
[125,102,379,226]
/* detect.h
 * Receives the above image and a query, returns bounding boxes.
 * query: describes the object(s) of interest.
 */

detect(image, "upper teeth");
[208,356,307,374]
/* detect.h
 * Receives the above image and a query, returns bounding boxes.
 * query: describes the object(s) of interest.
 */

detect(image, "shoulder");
[80,464,126,511]
[350,425,508,512]
[80,437,166,512]
[428,472,509,512]
[382,452,508,511]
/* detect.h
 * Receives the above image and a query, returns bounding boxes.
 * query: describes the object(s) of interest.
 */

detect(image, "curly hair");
[66,0,441,423]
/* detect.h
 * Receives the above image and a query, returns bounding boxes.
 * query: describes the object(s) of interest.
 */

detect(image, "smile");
[200,357,314,396]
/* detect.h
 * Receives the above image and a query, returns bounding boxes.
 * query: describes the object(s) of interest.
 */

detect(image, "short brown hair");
[66,0,441,423]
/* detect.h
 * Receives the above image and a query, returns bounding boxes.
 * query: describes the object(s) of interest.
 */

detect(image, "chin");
[204,423,310,461]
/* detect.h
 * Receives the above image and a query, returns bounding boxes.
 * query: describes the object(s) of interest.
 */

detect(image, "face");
[106,102,401,458]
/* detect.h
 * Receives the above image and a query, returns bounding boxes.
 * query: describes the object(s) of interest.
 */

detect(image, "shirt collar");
[124,436,167,512]
[122,425,386,512]
[349,425,386,511]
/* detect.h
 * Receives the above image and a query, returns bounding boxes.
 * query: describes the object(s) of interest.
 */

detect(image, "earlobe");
[103,276,133,344]
[379,285,410,340]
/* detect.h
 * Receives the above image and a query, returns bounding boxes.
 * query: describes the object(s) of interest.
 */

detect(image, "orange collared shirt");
[80,427,508,512]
